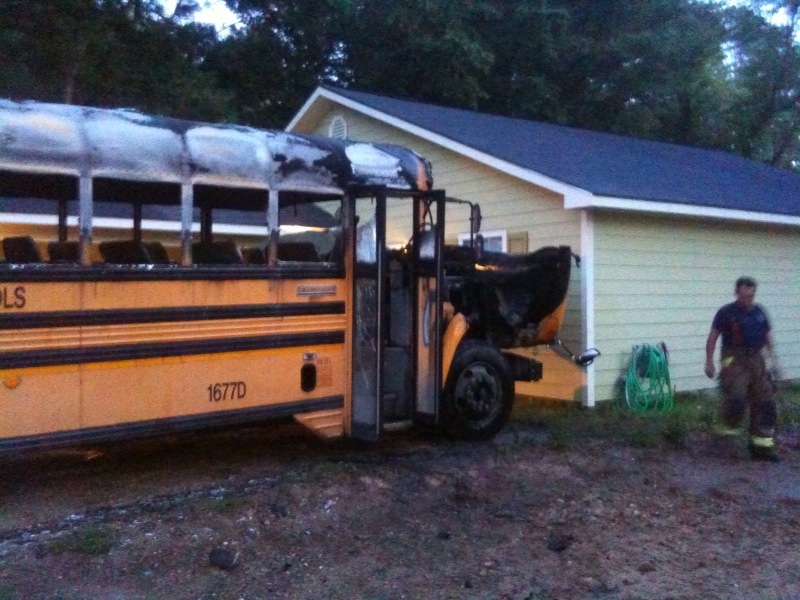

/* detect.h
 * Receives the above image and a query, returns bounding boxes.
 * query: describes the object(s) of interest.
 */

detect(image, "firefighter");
[704,276,782,462]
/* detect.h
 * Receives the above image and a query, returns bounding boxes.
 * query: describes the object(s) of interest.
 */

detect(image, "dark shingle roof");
[325,86,800,218]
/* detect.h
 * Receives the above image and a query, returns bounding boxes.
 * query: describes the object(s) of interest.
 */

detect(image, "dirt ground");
[0,405,798,600]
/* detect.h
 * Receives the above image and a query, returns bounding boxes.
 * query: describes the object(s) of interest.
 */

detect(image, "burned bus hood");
[445,245,574,348]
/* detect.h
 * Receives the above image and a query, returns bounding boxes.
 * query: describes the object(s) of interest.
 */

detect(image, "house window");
[328,115,347,139]
[458,229,507,252]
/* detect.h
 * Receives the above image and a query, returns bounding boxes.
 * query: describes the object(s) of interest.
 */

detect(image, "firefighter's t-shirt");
[712,302,771,351]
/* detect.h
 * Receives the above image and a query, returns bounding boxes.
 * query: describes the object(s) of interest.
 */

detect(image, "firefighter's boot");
[749,436,779,462]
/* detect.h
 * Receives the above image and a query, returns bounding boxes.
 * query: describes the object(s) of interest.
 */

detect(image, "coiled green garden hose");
[625,343,674,413]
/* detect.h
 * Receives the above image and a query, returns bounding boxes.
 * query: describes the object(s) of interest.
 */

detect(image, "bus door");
[349,190,444,439]
[413,193,444,424]
[350,192,387,441]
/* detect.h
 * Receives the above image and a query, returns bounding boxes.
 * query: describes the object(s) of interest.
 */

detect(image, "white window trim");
[457,228,507,252]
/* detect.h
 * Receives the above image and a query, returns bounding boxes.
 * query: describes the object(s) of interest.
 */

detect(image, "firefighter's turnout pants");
[719,349,777,448]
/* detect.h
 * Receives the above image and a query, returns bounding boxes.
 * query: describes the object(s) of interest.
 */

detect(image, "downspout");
[580,208,596,407]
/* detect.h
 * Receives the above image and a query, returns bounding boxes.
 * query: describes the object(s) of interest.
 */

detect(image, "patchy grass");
[547,426,572,452]
[513,381,800,450]
[47,525,120,556]
[777,381,800,430]
[281,460,360,484]
[662,411,692,448]
[514,390,721,450]
[207,494,240,516]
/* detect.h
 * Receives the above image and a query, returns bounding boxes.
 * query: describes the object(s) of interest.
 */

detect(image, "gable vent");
[328,115,347,139]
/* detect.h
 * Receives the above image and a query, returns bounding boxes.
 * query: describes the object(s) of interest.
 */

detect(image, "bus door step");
[382,419,413,432]
[294,408,344,439]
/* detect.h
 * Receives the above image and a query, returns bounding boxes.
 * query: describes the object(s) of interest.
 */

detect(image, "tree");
[206,0,353,127]
[470,0,729,147]
[471,0,570,120]
[0,0,231,120]
[0,0,98,103]
[3,0,800,171]
[341,0,494,110]
[215,0,494,121]
[721,2,800,169]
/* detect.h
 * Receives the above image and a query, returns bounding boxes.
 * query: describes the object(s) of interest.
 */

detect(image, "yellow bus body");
[0,276,351,443]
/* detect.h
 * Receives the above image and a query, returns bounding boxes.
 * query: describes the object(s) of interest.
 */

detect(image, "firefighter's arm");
[705,328,720,379]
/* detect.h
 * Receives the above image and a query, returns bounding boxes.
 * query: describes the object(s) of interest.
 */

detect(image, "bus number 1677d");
[207,382,247,402]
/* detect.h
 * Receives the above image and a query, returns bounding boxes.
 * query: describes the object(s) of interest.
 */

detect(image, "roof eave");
[290,87,800,226]
[288,87,594,205]
[566,194,800,226]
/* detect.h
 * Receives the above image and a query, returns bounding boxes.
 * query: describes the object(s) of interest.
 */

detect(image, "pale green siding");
[310,107,587,400]
[592,211,800,402]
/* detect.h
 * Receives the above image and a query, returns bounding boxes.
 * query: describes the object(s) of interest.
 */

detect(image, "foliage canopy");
[1,0,799,171]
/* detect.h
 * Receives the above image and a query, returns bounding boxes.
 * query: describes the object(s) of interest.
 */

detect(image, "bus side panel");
[0,276,349,443]
[78,345,347,428]
[4,282,83,312]
[1,281,83,438]
[80,358,175,428]
[82,279,284,311]
[0,368,82,438]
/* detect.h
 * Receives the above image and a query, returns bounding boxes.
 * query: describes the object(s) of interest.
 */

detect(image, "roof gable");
[298,86,800,220]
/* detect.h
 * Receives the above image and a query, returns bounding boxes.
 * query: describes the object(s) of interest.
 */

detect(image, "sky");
[161,0,239,33]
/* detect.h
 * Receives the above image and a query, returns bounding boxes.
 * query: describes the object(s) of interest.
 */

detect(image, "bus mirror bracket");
[444,196,481,238]
[550,339,601,367]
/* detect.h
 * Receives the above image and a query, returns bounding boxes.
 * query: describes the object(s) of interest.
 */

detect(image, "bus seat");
[243,246,266,264]
[47,241,80,263]
[192,240,244,264]
[278,242,320,262]
[144,241,170,264]
[99,240,152,264]
[2,236,43,263]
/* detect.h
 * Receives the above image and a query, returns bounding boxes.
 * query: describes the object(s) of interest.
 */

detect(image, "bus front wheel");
[442,340,514,440]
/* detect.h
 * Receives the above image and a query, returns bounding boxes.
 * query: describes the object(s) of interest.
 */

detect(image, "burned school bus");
[0,100,598,451]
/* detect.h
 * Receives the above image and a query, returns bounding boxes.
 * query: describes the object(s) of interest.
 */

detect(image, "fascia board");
[565,194,800,226]
[291,88,800,227]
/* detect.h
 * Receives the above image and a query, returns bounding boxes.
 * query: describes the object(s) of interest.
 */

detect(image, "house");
[288,86,800,406]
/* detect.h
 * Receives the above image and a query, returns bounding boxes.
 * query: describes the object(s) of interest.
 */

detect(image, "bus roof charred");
[0,100,433,197]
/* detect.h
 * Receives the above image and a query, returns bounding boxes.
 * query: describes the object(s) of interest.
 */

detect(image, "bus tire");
[441,340,514,440]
